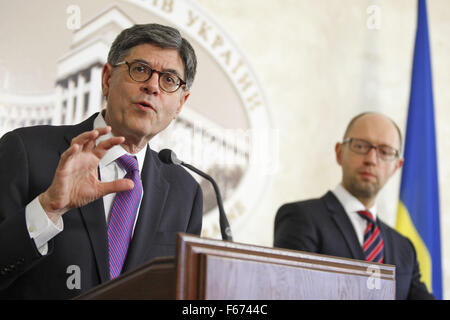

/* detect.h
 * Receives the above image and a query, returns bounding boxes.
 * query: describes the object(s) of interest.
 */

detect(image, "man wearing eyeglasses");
[274,112,434,299]
[0,24,202,299]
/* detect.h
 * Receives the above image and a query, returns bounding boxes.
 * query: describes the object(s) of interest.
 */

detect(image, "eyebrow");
[350,137,399,151]
[131,58,184,79]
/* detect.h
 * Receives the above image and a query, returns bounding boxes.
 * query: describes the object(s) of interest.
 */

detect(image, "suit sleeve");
[273,203,320,252]
[186,182,203,235]
[404,238,436,300]
[0,131,51,290]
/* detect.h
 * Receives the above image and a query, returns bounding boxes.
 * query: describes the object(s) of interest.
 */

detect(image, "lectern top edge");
[176,233,395,271]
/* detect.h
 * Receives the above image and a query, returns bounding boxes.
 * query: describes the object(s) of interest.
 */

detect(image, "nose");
[141,72,160,95]
[363,147,378,165]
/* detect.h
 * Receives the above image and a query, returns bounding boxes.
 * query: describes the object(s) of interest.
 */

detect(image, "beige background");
[0,0,448,299]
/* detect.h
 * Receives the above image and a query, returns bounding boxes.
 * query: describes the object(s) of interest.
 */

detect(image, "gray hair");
[107,23,197,89]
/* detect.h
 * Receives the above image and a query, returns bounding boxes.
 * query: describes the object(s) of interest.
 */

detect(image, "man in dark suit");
[274,112,434,300]
[0,24,202,299]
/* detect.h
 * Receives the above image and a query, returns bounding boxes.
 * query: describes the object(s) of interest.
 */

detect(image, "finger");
[58,143,80,171]
[82,138,97,153]
[95,126,112,137]
[100,178,135,196]
[71,130,99,147]
[71,127,111,147]
[93,136,126,159]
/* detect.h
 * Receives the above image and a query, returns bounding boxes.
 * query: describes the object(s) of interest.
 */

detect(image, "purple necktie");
[107,154,143,279]
[357,210,385,263]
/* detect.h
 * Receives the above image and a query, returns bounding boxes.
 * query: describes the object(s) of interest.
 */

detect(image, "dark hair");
[107,23,197,89]
[343,112,403,151]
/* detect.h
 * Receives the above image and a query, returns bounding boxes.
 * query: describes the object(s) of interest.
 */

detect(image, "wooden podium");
[75,233,395,300]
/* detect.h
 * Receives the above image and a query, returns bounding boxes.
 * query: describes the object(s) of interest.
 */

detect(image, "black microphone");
[158,149,233,242]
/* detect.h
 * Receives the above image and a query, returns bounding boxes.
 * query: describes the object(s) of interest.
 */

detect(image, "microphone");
[158,149,233,242]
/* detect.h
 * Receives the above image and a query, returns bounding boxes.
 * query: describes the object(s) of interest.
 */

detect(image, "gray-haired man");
[0,24,203,299]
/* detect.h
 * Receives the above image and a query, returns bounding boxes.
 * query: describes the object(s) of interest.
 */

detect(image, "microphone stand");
[181,162,233,242]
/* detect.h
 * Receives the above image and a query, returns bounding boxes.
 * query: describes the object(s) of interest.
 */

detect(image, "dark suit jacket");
[0,113,203,299]
[274,191,434,300]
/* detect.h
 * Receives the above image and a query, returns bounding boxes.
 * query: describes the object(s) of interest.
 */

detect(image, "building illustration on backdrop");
[0,5,249,232]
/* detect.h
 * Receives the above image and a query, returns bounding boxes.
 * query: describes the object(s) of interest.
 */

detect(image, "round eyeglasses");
[342,138,400,161]
[114,61,186,93]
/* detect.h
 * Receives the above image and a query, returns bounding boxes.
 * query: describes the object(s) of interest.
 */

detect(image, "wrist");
[38,192,65,223]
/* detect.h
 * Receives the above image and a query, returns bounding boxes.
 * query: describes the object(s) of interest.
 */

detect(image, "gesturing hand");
[39,127,134,222]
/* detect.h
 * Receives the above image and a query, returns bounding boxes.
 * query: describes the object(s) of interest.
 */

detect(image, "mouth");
[134,100,156,112]
[359,171,376,180]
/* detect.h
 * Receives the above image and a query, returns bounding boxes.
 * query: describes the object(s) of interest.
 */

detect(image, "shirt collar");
[332,183,377,219]
[94,112,147,172]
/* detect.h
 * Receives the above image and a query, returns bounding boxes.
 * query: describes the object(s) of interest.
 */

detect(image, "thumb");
[100,178,135,196]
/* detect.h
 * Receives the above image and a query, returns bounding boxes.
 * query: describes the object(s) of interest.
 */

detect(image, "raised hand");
[39,127,134,222]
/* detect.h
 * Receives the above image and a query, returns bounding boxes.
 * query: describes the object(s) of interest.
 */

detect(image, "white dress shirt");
[331,183,378,246]
[25,113,147,255]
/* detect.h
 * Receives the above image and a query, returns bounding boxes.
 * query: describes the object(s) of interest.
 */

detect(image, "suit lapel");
[377,220,394,264]
[78,198,109,282]
[60,113,110,283]
[122,147,169,272]
[323,191,365,260]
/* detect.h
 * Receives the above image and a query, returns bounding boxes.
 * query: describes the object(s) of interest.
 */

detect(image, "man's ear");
[393,157,404,174]
[174,90,190,118]
[101,63,114,98]
[335,142,343,166]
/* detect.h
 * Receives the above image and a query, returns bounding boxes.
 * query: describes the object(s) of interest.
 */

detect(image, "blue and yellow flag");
[396,0,442,299]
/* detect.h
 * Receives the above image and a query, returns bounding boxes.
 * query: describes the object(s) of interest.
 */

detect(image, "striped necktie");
[357,210,385,263]
[107,154,143,279]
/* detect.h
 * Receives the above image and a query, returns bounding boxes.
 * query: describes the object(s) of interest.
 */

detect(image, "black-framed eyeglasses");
[114,61,186,93]
[342,138,400,161]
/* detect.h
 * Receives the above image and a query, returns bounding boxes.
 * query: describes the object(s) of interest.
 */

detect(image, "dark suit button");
[0,269,6,276]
